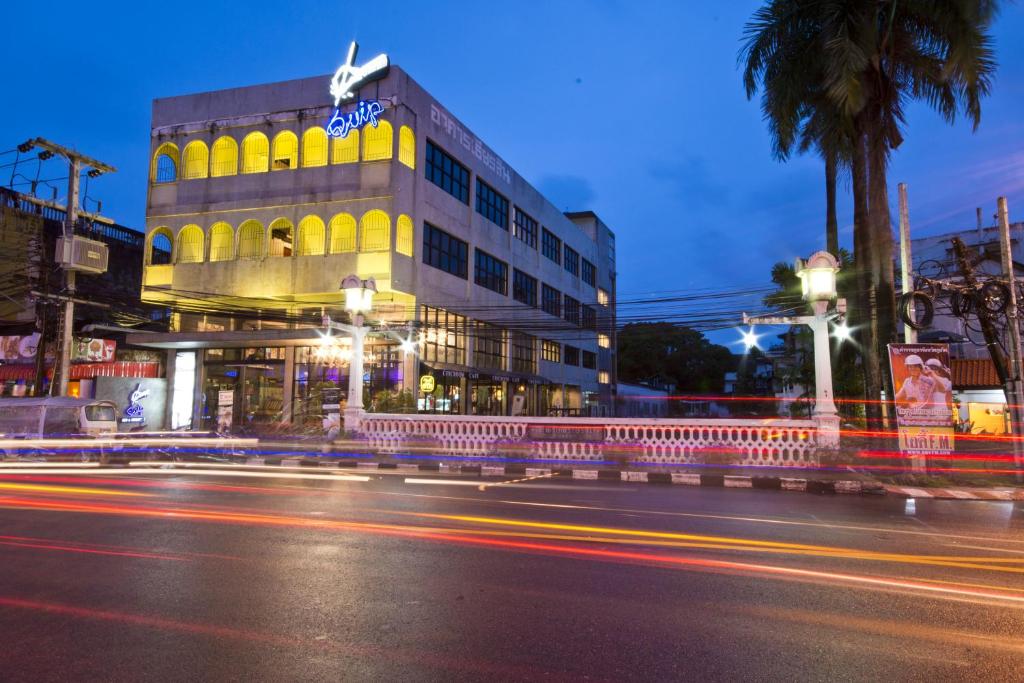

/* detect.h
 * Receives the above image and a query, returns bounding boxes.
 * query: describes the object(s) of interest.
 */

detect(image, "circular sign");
[419,375,436,393]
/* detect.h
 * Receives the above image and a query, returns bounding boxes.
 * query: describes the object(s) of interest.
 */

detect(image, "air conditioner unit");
[55,236,109,274]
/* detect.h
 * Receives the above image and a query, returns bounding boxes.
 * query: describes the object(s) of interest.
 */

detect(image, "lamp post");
[323,275,377,432]
[743,251,844,447]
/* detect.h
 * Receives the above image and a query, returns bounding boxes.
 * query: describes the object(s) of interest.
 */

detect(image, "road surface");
[0,462,1021,681]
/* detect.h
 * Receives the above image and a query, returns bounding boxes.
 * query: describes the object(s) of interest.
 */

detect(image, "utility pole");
[996,197,1024,482]
[51,157,80,397]
[952,237,1009,383]
[898,184,916,343]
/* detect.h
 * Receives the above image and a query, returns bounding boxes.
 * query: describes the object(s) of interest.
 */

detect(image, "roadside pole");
[996,197,1024,482]
[52,158,80,397]
[898,184,917,343]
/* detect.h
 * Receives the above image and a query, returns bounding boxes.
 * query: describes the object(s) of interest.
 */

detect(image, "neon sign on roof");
[327,41,390,139]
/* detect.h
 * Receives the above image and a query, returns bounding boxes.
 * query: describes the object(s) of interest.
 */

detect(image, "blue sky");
[3,1,1023,341]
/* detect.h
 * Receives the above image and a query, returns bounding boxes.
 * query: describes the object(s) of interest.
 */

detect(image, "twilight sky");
[3,1,1023,338]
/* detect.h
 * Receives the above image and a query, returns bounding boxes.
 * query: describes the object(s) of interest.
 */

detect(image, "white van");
[0,397,119,461]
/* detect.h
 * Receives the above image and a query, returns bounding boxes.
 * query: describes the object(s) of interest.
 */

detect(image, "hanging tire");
[980,280,1010,314]
[950,289,975,317]
[899,291,934,331]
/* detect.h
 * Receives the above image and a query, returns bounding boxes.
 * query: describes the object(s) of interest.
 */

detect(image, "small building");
[616,382,670,418]
[950,358,1008,434]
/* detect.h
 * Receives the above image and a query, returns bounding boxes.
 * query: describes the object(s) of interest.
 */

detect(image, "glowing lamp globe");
[796,251,839,303]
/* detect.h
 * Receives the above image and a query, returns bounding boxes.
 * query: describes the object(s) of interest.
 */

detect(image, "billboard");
[888,343,955,454]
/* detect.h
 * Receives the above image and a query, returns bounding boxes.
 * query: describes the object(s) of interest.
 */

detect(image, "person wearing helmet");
[922,357,953,414]
[894,354,936,409]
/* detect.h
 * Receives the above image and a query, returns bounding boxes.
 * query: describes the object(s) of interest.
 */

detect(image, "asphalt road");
[0,462,1022,681]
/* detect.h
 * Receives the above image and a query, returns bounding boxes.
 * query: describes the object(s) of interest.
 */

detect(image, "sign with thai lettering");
[327,41,389,139]
[888,343,955,455]
[430,103,512,184]
[525,424,605,443]
[419,375,436,393]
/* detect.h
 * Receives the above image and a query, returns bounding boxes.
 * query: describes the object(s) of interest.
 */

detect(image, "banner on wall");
[72,338,116,362]
[0,334,40,363]
[887,343,956,455]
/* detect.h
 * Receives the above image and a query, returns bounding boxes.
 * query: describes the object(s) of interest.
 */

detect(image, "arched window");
[359,210,390,252]
[296,215,326,256]
[328,213,356,253]
[268,218,293,256]
[181,141,209,180]
[396,214,414,257]
[210,137,238,177]
[301,128,328,168]
[208,222,234,261]
[398,126,415,169]
[362,121,393,161]
[331,130,359,164]
[271,131,298,171]
[237,220,264,259]
[176,225,204,263]
[241,132,269,174]
[147,227,174,264]
[151,143,179,183]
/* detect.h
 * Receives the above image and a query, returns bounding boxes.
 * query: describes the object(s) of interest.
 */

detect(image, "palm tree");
[741,0,998,427]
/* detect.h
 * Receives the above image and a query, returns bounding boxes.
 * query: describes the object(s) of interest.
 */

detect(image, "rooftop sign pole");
[327,41,390,139]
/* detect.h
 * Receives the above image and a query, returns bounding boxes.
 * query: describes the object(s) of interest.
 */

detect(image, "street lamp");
[744,251,844,447]
[324,275,377,431]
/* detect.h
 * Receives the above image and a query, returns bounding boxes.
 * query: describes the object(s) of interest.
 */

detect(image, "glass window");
[582,258,596,287]
[564,246,579,277]
[301,128,329,168]
[473,321,505,370]
[176,225,204,263]
[582,350,597,369]
[513,207,537,249]
[396,215,414,257]
[296,215,325,256]
[541,284,561,317]
[513,269,537,307]
[422,222,468,279]
[329,213,356,253]
[359,210,391,252]
[420,306,466,365]
[582,305,597,330]
[475,179,509,230]
[510,332,536,375]
[564,345,580,366]
[474,249,508,295]
[181,141,209,180]
[241,132,269,174]
[425,140,469,204]
[597,288,610,306]
[564,295,581,326]
[398,125,416,169]
[210,136,238,177]
[271,131,298,170]
[598,333,610,348]
[599,370,610,384]
[237,220,264,259]
[209,222,234,262]
[542,340,560,363]
[542,228,561,264]
[331,129,359,164]
[363,120,393,161]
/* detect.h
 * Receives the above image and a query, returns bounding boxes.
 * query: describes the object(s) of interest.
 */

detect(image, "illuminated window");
[296,215,325,256]
[210,136,238,177]
[301,128,328,168]
[241,132,269,174]
[598,333,610,349]
[598,370,610,384]
[237,220,264,259]
[359,210,390,251]
[597,288,609,306]
[176,225,204,263]
[396,214,414,257]
[271,131,298,171]
[510,332,537,375]
[147,227,173,264]
[398,125,415,169]
[331,130,359,164]
[363,120,393,161]
[209,222,234,261]
[268,218,294,256]
[181,141,209,180]
[151,143,179,183]
[328,213,357,253]
[419,306,466,365]
[542,340,561,363]
[473,321,505,370]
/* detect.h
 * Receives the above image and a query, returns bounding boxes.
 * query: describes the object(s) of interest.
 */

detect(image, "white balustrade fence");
[358,414,829,467]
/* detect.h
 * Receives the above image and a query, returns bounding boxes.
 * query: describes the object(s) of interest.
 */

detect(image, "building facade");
[135,56,616,431]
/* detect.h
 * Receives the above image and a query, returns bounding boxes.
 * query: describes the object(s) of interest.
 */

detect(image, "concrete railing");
[358,414,833,468]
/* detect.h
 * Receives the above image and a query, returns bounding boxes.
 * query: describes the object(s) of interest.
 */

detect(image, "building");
[616,382,669,418]
[133,47,617,431]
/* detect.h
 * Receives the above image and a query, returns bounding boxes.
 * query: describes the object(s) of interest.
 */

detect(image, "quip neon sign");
[327,41,389,139]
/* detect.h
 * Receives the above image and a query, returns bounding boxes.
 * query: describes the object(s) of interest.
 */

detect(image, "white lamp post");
[323,275,377,431]
[744,251,844,447]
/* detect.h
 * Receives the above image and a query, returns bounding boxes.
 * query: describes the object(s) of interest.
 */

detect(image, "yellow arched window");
[181,141,209,180]
[301,128,328,168]
[329,213,357,253]
[241,132,269,174]
[147,227,174,264]
[237,220,264,259]
[271,131,298,171]
[359,210,390,252]
[208,222,234,261]
[296,215,326,256]
[363,121,393,161]
[151,143,179,183]
[396,214,414,257]
[176,225,205,263]
[398,126,415,169]
[268,218,293,256]
[210,137,238,177]
[331,130,359,164]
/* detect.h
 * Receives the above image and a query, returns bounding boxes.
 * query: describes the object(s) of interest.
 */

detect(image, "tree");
[741,0,998,429]
[617,322,735,396]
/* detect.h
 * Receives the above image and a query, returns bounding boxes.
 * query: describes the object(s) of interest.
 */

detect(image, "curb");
[260,457,881,496]
[884,485,1024,501]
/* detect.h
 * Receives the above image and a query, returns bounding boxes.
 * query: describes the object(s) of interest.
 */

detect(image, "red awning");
[0,365,36,380]
[0,362,160,381]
